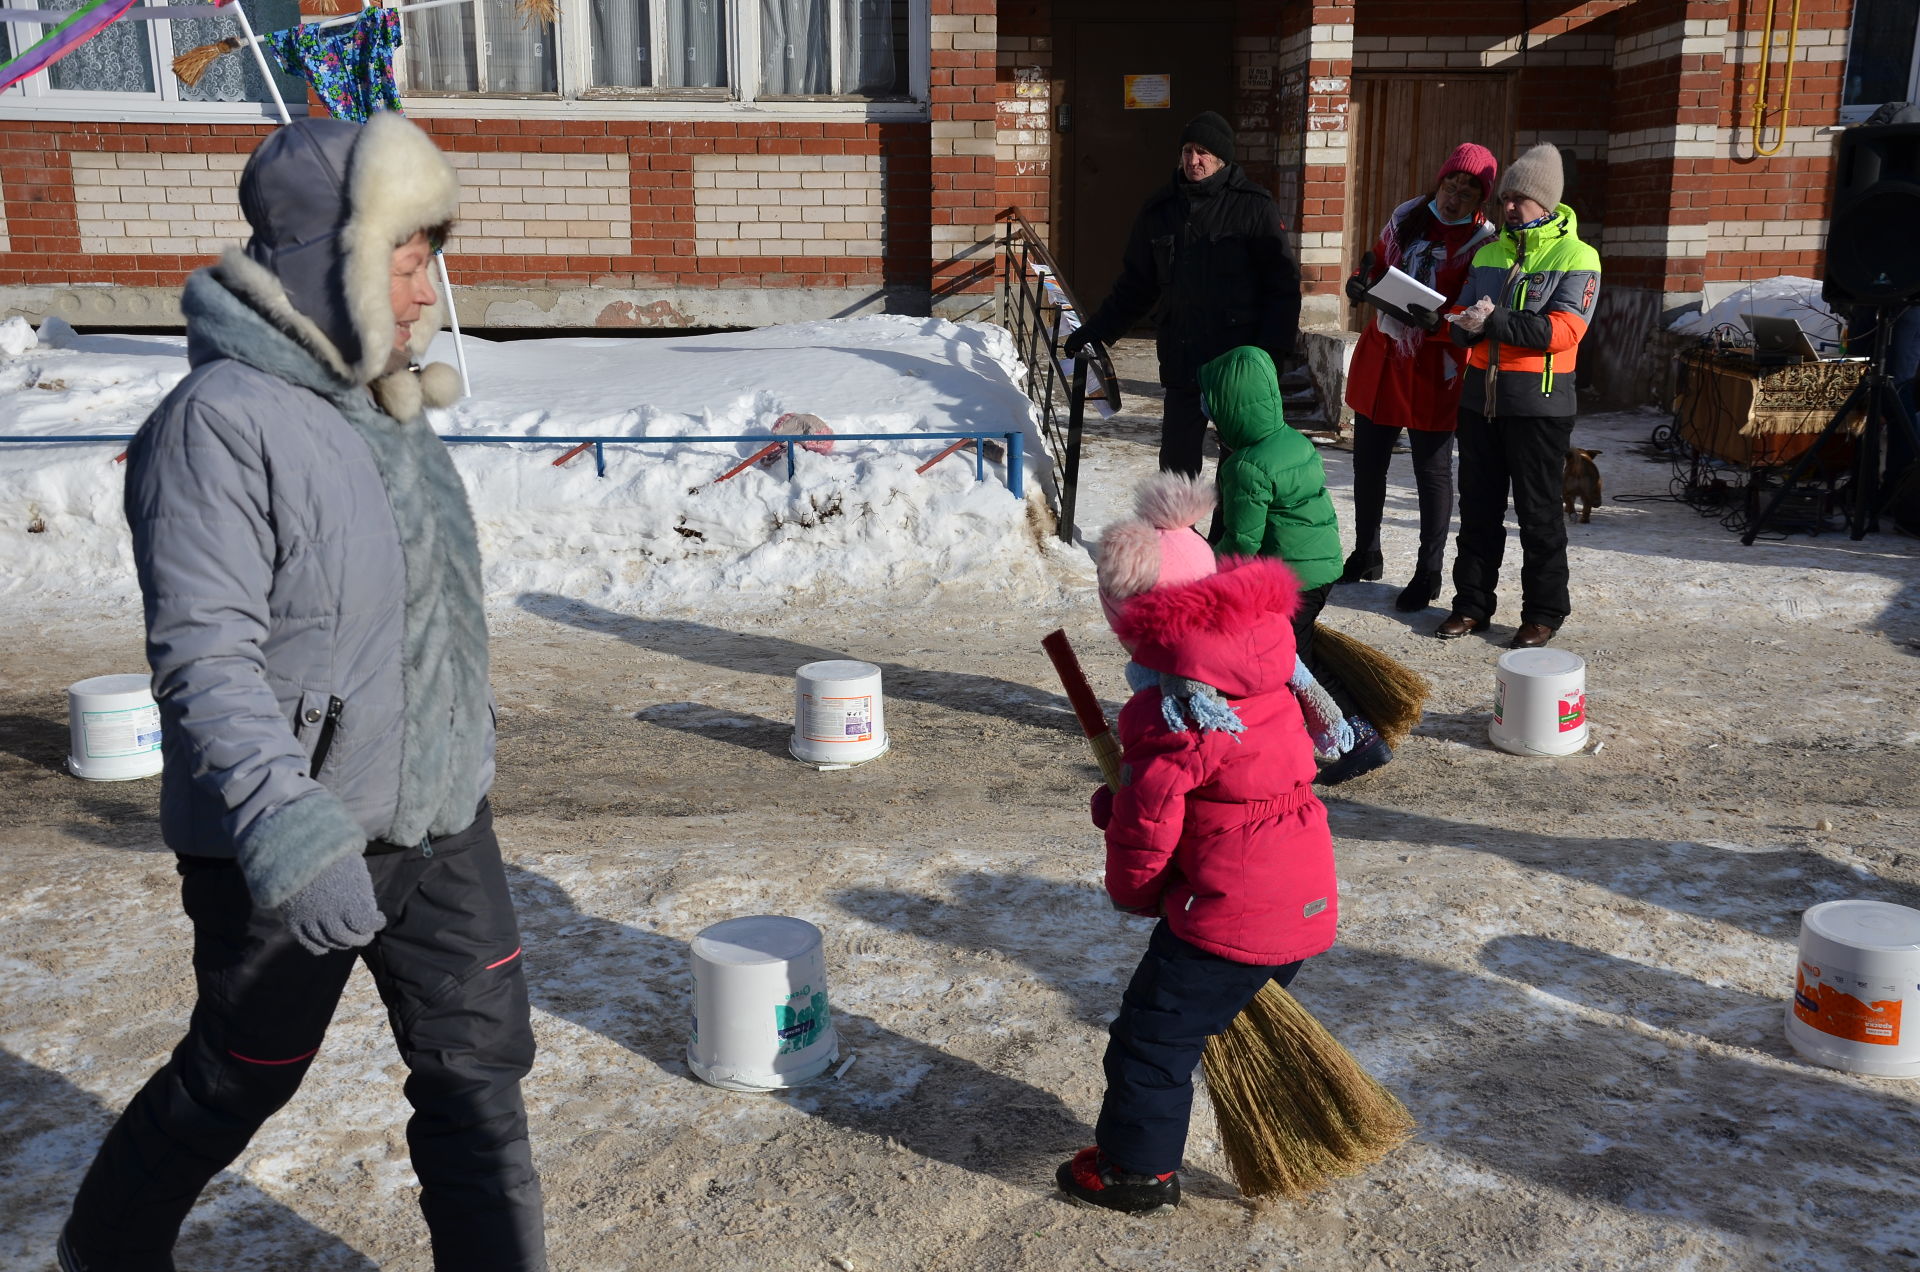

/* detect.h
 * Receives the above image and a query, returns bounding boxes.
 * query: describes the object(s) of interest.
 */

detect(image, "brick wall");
[929,0,1000,319]
[996,0,1052,244]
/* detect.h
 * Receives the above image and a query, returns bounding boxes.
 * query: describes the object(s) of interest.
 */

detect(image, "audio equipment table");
[1675,350,1865,469]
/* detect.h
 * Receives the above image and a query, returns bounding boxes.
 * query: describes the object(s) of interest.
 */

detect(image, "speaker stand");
[1741,305,1920,544]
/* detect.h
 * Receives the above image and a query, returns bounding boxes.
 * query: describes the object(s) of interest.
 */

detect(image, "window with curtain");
[404,0,558,93]
[1,0,299,106]
[755,0,902,96]
[1844,0,1920,109]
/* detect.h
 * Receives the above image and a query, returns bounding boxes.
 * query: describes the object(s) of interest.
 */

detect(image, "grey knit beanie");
[1499,143,1565,212]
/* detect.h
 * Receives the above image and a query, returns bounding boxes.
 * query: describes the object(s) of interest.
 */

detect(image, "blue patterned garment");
[265,7,402,123]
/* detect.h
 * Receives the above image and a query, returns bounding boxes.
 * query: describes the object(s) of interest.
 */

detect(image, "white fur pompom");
[419,361,463,408]
[1132,472,1215,531]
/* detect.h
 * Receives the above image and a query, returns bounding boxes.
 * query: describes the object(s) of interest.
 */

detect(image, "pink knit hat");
[1097,474,1218,630]
[1436,142,1498,198]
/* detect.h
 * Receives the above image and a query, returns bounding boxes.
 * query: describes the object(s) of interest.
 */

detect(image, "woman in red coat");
[1058,475,1340,1216]
[1339,143,1499,610]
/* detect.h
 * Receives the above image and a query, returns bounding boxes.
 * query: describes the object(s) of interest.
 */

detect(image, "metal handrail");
[0,429,1026,499]
[996,207,1122,542]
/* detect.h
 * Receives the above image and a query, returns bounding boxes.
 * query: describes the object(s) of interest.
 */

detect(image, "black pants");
[65,804,545,1271]
[1350,413,1456,577]
[1450,409,1575,629]
[1096,921,1303,1176]
[1161,384,1209,477]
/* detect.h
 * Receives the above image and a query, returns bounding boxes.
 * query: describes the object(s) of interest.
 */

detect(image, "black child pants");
[1449,408,1575,629]
[63,803,546,1271]
[1095,921,1304,1177]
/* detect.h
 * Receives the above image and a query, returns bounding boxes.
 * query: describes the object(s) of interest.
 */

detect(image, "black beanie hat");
[1180,111,1235,166]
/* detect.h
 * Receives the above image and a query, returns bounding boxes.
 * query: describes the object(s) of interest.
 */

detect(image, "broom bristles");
[1311,623,1429,749]
[1201,980,1416,1199]
[515,0,558,25]
[171,37,242,88]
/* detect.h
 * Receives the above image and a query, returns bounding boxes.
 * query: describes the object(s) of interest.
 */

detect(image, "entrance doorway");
[1345,73,1514,325]
[1056,4,1232,315]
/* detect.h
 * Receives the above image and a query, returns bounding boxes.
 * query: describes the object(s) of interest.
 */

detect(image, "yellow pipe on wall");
[1752,0,1803,157]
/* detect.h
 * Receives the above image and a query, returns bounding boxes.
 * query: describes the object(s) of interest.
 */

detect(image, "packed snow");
[0,316,1063,615]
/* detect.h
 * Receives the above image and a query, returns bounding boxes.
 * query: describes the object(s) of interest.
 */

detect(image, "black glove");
[1061,327,1092,359]
[1404,303,1444,333]
[1344,251,1375,304]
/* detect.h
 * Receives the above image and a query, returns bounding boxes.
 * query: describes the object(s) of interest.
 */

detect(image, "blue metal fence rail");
[0,429,1026,500]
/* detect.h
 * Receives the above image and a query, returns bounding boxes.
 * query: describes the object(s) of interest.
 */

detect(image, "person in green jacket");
[1199,345,1390,783]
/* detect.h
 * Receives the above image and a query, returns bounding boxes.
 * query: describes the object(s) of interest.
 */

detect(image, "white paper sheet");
[1365,265,1448,314]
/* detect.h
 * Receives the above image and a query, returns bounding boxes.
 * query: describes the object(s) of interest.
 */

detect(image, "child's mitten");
[1289,655,1355,759]
[1090,785,1114,829]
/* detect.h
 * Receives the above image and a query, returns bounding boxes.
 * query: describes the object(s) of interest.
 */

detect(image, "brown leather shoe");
[1509,622,1555,649]
[1433,613,1486,640]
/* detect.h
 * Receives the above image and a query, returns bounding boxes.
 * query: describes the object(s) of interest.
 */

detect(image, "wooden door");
[1345,73,1515,325]
[1057,11,1232,317]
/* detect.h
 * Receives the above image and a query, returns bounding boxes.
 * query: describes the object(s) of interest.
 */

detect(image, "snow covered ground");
[2,323,1919,1271]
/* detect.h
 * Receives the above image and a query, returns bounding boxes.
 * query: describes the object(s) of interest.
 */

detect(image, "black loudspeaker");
[1823,122,1920,306]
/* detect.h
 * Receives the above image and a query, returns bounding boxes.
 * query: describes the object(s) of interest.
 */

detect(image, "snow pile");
[1669,276,1844,351]
[0,316,1065,615]
[0,316,36,357]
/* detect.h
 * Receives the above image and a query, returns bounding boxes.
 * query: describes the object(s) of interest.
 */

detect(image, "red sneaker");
[1054,1146,1181,1214]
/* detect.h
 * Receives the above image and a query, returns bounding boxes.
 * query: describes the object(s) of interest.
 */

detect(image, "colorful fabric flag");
[1,0,141,91]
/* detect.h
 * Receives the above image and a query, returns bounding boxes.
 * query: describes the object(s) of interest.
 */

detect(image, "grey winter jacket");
[125,251,493,909]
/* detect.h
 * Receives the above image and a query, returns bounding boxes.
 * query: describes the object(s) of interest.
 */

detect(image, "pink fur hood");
[1110,556,1303,699]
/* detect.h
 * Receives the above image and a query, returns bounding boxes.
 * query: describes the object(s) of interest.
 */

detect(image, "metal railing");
[0,430,1027,499]
[997,208,1122,542]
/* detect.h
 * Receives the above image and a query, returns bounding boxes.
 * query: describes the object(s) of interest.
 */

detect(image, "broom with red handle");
[1040,628,1416,1199]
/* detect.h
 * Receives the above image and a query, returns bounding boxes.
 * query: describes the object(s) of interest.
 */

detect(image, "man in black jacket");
[1063,111,1302,476]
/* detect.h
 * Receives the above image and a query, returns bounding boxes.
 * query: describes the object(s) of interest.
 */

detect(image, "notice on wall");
[1123,74,1171,110]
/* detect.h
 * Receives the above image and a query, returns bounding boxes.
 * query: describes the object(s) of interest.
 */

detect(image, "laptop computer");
[1749,315,1821,366]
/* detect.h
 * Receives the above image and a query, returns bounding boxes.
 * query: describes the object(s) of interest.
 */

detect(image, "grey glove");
[278,852,385,955]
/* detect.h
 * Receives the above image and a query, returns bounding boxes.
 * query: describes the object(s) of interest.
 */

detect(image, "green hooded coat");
[1200,346,1343,589]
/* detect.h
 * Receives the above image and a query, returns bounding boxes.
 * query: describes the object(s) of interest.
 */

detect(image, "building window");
[0,0,303,117]
[1842,0,1920,121]
[401,0,919,104]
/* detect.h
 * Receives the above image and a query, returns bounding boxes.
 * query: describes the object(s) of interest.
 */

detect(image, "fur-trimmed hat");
[1499,142,1564,213]
[1097,473,1219,626]
[239,114,462,416]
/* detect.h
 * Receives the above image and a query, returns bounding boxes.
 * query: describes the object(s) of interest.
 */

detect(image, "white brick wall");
[1704,217,1829,255]
[70,150,632,258]
[445,152,630,256]
[71,152,251,255]
[691,153,883,258]
[0,175,9,254]
[1728,23,1845,64]
[1352,30,1612,70]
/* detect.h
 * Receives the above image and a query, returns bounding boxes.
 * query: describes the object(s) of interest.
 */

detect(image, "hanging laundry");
[265,6,401,123]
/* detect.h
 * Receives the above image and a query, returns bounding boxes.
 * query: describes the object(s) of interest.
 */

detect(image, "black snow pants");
[1349,413,1456,578]
[63,802,545,1272]
[1449,408,1575,629]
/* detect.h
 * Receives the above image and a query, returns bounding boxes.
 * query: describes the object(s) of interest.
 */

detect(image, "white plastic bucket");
[1786,900,1920,1079]
[67,674,163,781]
[1489,648,1587,757]
[688,915,839,1092]
[790,659,888,768]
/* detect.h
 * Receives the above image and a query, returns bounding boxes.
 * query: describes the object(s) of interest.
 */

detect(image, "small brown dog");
[1564,448,1602,523]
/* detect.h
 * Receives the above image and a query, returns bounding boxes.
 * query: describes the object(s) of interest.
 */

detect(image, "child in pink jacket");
[1058,474,1342,1215]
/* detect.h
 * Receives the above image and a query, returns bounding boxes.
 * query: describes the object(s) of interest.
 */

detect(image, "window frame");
[0,1,305,122]
[1839,0,1920,124]
[401,0,929,119]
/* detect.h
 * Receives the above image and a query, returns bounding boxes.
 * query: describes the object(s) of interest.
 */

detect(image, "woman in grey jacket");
[59,115,545,1271]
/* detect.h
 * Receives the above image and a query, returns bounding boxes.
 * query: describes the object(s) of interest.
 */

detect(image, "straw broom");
[1311,622,1429,749]
[1041,629,1416,1199]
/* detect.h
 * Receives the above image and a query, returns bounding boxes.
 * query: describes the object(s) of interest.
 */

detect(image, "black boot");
[1337,550,1383,584]
[1395,569,1441,612]
[1056,1148,1180,1215]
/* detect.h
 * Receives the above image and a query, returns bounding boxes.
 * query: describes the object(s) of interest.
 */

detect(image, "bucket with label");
[790,659,888,768]
[1488,648,1587,757]
[67,674,163,781]
[688,915,839,1091]
[1786,899,1920,1079]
